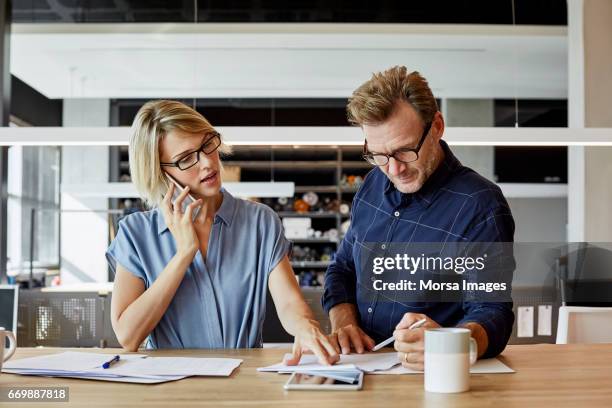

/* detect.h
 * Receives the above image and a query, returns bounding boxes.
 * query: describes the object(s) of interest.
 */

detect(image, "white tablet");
[284,371,364,391]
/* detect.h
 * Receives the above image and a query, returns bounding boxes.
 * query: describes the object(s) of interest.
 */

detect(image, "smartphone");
[164,172,200,219]
[283,371,363,391]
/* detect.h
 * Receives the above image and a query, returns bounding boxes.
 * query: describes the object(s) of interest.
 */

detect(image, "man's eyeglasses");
[160,132,222,171]
[362,122,432,167]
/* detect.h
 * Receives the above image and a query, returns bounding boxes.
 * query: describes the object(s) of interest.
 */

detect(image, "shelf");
[225,160,370,169]
[291,261,331,268]
[294,185,338,193]
[340,186,360,193]
[278,211,338,218]
[61,182,294,198]
[288,238,338,243]
[224,160,339,169]
[341,161,371,168]
[497,183,567,198]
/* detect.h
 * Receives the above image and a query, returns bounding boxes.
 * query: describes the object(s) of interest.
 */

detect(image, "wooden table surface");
[1,344,612,407]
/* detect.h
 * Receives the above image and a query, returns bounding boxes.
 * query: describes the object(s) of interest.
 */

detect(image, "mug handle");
[469,338,478,365]
[2,331,16,362]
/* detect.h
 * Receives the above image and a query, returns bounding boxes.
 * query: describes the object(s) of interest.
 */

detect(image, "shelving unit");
[221,145,369,288]
[108,143,569,288]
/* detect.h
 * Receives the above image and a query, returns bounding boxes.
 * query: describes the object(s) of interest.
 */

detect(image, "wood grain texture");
[1,344,612,408]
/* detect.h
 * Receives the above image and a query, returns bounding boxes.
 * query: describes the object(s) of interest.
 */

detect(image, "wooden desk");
[1,344,612,407]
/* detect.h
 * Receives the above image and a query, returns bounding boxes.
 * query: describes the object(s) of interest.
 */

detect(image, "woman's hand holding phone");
[160,183,203,258]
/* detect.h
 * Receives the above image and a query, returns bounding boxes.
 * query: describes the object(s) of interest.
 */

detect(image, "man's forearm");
[458,321,489,358]
[329,303,360,331]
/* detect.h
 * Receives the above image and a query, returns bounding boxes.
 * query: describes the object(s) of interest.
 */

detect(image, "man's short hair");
[347,66,439,127]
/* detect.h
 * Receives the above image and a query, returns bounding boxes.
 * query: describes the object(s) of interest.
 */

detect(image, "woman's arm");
[268,256,340,365]
[110,250,196,351]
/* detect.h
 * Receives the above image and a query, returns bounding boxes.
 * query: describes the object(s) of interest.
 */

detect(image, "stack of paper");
[258,352,514,375]
[258,352,399,373]
[2,351,242,384]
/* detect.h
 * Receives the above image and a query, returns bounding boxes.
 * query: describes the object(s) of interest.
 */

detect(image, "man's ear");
[431,111,445,142]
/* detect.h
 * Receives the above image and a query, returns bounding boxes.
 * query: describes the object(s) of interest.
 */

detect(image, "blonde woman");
[106,100,338,365]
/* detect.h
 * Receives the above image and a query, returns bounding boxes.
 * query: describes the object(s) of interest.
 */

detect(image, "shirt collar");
[384,140,461,208]
[156,188,236,235]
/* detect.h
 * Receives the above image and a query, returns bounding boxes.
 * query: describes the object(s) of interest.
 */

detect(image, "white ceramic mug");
[0,327,17,374]
[424,328,477,393]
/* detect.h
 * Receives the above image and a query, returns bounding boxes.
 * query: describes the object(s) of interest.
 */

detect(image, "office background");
[0,0,611,348]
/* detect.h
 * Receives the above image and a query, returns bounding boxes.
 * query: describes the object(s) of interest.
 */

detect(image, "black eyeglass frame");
[160,132,222,171]
[362,121,433,166]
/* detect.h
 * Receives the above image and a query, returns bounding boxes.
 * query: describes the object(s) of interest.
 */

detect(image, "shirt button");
[368,307,373,313]
[394,211,400,217]
[381,244,386,249]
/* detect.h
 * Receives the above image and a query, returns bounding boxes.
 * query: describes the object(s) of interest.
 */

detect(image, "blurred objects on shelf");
[339,203,350,215]
[298,271,326,287]
[321,197,339,212]
[277,196,293,211]
[340,174,364,189]
[302,191,319,206]
[291,245,335,264]
[326,228,339,241]
[293,198,310,213]
[283,217,311,239]
[320,246,335,262]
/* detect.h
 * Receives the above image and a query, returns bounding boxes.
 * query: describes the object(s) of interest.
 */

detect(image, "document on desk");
[370,357,515,375]
[106,357,243,377]
[258,353,514,375]
[3,352,147,372]
[258,352,400,373]
[2,351,243,384]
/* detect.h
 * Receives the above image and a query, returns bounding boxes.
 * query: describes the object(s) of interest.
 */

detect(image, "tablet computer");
[284,371,363,391]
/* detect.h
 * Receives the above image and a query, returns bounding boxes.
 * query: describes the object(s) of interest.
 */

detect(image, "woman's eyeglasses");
[160,132,222,171]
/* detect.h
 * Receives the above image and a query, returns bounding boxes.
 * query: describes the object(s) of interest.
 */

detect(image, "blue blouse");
[106,189,291,349]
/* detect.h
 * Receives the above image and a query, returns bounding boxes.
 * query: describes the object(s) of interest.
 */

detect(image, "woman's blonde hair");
[347,66,439,126]
[129,99,231,208]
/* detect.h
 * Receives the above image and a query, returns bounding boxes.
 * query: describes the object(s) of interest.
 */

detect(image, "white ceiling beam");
[2,126,612,146]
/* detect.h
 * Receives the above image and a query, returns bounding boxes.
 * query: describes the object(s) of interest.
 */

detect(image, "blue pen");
[102,355,120,369]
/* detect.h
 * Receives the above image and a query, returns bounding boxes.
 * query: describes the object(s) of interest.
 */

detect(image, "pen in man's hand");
[372,318,428,351]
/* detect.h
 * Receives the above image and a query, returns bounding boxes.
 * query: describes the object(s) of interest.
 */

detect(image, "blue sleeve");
[322,211,358,314]
[265,209,292,275]
[106,217,147,285]
[457,206,515,358]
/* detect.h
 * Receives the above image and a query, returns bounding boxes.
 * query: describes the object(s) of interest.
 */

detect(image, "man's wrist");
[329,303,359,331]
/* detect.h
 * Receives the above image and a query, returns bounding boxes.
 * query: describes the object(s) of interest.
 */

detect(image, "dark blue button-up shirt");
[322,141,515,358]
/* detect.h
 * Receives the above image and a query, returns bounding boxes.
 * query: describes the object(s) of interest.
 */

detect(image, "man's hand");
[393,312,441,371]
[328,303,375,354]
[329,324,375,354]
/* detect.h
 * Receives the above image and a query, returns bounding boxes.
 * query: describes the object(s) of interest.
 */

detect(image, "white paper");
[518,306,534,337]
[2,352,241,383]
[258,352,400,373]
[106,357,242,377]
[3,351,144,371]
[537,304,552,336]
[370,357,515,375]
[2,369,186,384]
